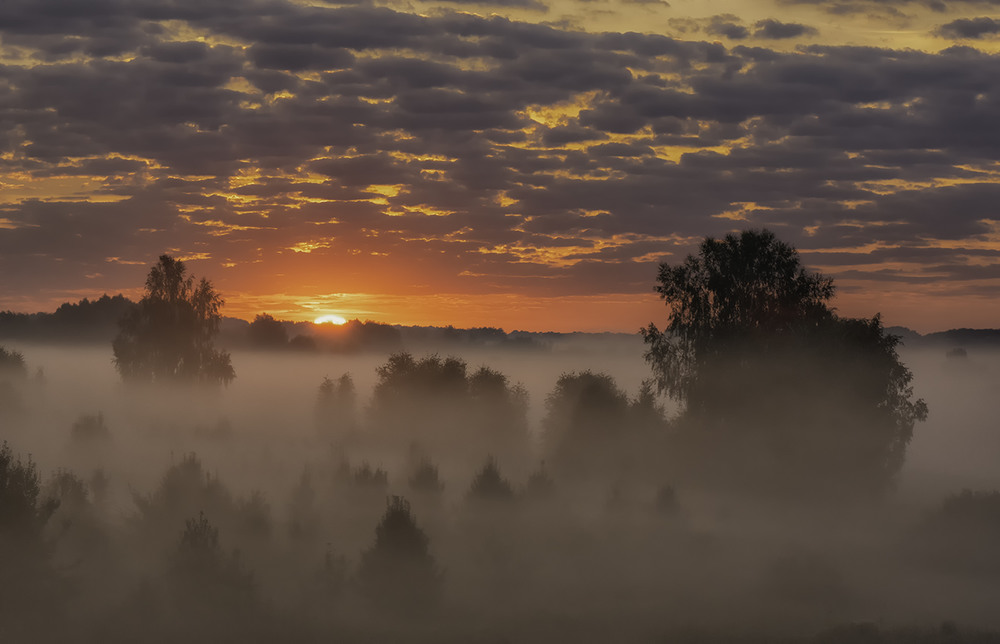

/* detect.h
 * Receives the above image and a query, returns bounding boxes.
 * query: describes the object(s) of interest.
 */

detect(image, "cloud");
[936,16,1000,38]
[752,19,819,39]
[2,0,1000,316]
[705,16,751,41]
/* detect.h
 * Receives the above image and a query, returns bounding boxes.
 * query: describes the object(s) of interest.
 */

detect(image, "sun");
[314,314,347,325]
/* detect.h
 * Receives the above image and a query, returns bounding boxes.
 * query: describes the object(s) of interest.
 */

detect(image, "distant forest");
[2,293,998,353]
[0,294,621,352]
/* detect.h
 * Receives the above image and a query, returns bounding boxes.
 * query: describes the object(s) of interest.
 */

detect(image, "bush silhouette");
[356,496,441,614]
[467,456,515,503]
[409,458,444,495]
[0,345,27,380]
[168,512,255,618]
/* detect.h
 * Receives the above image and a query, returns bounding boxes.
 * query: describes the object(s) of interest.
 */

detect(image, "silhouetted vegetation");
[247,313,288,349]
[113,255,234,385]
[0,345,27,380]
[369,352,529,462]
[643,229,927,498]
[467,456,515,503]
[316,373,357,433]
[0,441,62,639]
[0,294,133,343]
[543,370,665,478]
[408,457,444,495]
[356,496,440,614]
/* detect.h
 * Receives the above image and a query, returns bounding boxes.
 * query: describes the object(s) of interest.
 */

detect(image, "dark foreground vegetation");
[1,230,999,643]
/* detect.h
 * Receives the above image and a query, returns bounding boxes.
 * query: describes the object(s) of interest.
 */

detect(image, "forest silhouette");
[4,229,1000,644]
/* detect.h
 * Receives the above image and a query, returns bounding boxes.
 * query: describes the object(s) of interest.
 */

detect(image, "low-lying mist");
[2,337,1000,644]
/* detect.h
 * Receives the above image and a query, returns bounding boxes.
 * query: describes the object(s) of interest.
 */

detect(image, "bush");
[356,496,441,614]
[0,346,27,380]
[467,456,514,503]
[409,458,444,494]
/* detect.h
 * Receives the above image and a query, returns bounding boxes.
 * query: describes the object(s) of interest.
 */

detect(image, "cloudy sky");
[2,0,1000,331]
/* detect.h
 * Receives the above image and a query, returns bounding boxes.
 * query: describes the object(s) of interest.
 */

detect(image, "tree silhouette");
[247,313,288,349]
[316,374,356,433]
[642,229,834,409]
[112,255,234,385]
[642,229,927,497]
[0,441,59,546]
[369,353,529,460]
[542,371,638,476]
[356,496,440,613]
[167,512,255,620]
[0,441,63,636]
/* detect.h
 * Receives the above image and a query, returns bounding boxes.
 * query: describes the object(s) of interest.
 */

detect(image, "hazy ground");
[7,338,998,496]
[3,337,1000,643]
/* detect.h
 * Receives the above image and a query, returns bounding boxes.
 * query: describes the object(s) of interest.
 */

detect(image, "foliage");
[0,441,59,544]
[316,374,356,433]
[0,441,64,635]
[542,371,662,475]
[543,371,629,440]
[112,255,234,385]
[642,229,927,496]
[0,294,133,343]
[235,491,272,540]
[373,353,468,403]
[352,462,388,490]
[133,453,235,543]
[467,456,514,502]
[642,229,834,407]
[369,353,529,458]
[0,348,27,415]
[45,469,90,511]
[409,458,444,494]
[247,313,288,348]
[356,496,440,613]
[168,512,255,613]
[0,345,27,380]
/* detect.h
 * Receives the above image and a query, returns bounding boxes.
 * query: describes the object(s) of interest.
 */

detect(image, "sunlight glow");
[314,314,347,325]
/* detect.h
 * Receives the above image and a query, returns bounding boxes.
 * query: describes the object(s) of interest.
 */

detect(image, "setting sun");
[314,314,347,325]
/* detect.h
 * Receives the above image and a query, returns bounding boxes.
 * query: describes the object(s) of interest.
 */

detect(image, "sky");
[2,0,1000,332]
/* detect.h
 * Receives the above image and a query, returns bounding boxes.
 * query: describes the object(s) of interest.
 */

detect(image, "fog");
[3,338,1000,643]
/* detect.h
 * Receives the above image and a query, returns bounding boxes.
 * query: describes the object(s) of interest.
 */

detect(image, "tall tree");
[113,255,234,385]
[642,229,927,496]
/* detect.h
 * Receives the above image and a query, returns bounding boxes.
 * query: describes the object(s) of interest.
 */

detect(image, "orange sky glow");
[2,0,1000,333]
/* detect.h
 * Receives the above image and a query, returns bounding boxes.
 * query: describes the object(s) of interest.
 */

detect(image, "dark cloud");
[708,20,750,41]
[777,0,1000,14]
[752,19,819,39]
[433,0,548,10]
[2,0,1000,307]
[936,16,1000,38]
